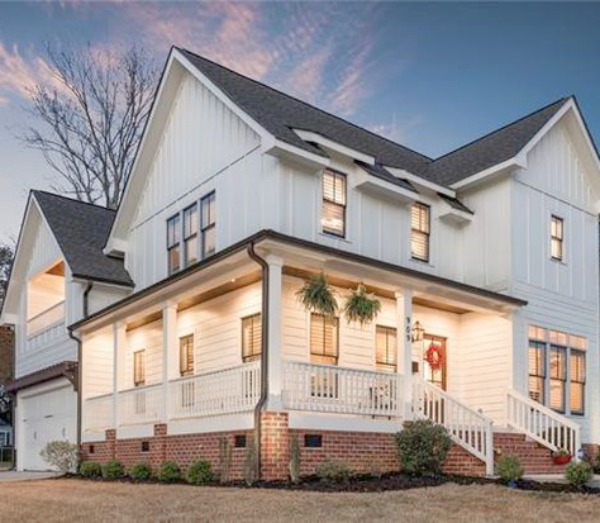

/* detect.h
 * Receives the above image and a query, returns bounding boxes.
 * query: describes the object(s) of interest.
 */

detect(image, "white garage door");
[21,383,76,471]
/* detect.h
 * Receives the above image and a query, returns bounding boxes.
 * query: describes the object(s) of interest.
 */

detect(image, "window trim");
[550,215,564,262]
[133,349,146,387]
[528,340,546,405]
[200,191,216,259]
[321,170,347,239]
[166,214,181,275]
[411,202,431,263]
[241,313,262,363]
[179,334,195,377]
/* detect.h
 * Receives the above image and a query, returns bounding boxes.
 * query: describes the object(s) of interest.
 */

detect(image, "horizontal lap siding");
[126,320,163,387]
[82,329,113,399]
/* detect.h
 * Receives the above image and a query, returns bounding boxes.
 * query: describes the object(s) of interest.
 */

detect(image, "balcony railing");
[27,300,65,338]
[118,383,164,426]
[169,361,261,419]
[282,361,403,417]
[84,393,114,433]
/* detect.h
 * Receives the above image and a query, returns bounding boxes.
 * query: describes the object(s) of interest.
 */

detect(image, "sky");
[1,1,600,245]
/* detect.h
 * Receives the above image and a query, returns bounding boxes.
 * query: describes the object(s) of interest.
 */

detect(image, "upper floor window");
[242,314,262,362]
[376,325,397,373]
[550,215,564,261]
[183,204,199,267]
[310,313,339,365]
[321,170,346,238]
[528,326,586,415]
[179,334,194,377]
[411,203,430,262]
[201,191,216,258]
[133,349,146,387]
[167,214,181,275]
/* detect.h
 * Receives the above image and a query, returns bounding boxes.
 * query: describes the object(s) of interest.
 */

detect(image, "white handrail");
[118,383,164,425]
[507,389,581,456]
[27,300,65,337]
[412,377,494,475]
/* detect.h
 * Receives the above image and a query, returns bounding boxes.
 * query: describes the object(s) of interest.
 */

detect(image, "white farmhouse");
[3,47,600,476]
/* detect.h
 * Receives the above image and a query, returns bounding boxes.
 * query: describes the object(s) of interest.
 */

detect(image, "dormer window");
[551,215,563,261]
[411,203,430,262]
[321,170,346,238]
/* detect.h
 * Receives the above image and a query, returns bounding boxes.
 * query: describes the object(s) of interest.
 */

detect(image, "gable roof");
[33,191,133,287]
[428,98,571,186]
[177,48,434,179]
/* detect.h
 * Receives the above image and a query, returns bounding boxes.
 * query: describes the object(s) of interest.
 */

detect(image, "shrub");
[102,460,125,480]
[187,460,214,485]
[496,455,524,484]
[395,420,453,476]
[40,441,79,474]
[129,463,153,481]
[79,461,102,478]
[315,460,352,483]
[565,461,593,488]
[289,436,301,484]
[158,461,182,483]
[593,453,600,474]
[243,441,258,486]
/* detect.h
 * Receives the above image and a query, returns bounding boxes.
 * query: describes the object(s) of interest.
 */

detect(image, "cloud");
[367,114,425,144]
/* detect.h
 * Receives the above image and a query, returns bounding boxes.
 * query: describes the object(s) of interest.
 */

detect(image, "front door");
[422,334,447,391]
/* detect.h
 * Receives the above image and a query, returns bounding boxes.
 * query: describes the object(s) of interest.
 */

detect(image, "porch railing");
[118,383,164,426]
[282,361,403,417]
[507,389,581,457]
[27,300,65,338]
[412,377,494,475]
[169,361,261,419]
[84,393,114,433]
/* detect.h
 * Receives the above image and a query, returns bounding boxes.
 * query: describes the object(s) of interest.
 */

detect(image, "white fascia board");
[386,167,455,197]
[292,129,375,165]
[264,138,330,168]
[438,201,473,225]
[449,157,523,190]
[0,313,18,325]
[355,169,417,204]
[103,238,128,257]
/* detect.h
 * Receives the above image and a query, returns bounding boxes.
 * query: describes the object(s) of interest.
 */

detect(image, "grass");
[0,479,599,522]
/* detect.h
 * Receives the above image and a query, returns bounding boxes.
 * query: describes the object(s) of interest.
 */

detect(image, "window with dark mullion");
[201,192,216,258]
[167,214,181,275]
[133,350,146,387]
[550,215,564,261]
[242,314,262,362]
[179,335,194,377]
[310,313,339,365]
[549,345,567,413]
[528,341,545,403]
[411,203,430,262]
[376,326,397,373]
[321,170,346,237]
[183,204,199,267]
[570,350,585,415]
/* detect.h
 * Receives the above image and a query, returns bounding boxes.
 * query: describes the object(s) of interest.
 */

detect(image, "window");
[321,170,346,237]
[310,313,339,365]
[411,203,430,262]
[234,435,247,448]
[304,434,323,448]
[528,326,586,415]
[133,350,146,387]
[179,335,194,377]
[201,192,216,258]
[242,314,262,362]
[183,204,199,267]
[550,215,564,261]
[167,214,181,275]
[376,326,397,373]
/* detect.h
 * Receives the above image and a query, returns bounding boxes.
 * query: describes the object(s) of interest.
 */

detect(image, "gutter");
[246,241,269,480]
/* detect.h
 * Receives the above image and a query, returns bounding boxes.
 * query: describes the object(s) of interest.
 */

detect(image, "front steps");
[443,432,570,476]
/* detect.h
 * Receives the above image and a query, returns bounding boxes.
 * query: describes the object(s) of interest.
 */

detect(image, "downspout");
[67,281,93,448]
[247,241,269,480]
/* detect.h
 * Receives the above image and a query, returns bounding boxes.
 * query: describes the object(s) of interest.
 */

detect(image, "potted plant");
[552,448,572,465]
[296,272,338,318]
[343,283,381,326]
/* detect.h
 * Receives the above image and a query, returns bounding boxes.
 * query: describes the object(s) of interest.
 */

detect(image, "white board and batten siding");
[510,120,600,442]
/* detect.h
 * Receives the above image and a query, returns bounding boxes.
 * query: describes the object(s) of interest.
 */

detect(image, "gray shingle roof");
[178,47,571,189]
[355,161,417,193]
[33,191,133,287]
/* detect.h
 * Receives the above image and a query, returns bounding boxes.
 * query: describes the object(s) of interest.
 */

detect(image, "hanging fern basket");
[343,283,381,326]
[296,272,338,318]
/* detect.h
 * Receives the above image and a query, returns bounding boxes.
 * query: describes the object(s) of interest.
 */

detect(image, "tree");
[0,243,13,308]
[22,45,158,209]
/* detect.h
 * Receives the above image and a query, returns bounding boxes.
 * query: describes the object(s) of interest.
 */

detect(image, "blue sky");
[1,2,599,244]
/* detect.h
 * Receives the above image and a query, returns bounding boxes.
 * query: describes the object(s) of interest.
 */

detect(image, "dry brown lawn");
[0,479,599,522]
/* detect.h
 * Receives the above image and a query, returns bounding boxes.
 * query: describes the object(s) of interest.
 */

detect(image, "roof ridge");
[176,47,433,163]
[432,96,571,163]
[32,190,116,213]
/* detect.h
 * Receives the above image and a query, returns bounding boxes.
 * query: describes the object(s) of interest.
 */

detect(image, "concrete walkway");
[0,471,61,483]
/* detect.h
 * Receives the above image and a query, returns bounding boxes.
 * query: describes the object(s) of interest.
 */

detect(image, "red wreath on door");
[426,344,444,371]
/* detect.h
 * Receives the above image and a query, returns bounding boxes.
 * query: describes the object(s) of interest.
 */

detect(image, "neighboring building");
[0,419,12,448]
[0,325,13,385]
[5,47,600,476]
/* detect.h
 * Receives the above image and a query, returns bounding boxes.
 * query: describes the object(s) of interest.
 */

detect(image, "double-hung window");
[321,170,346,237]
[411,203,430,262]
[183,204,199,267]
[242,314,262,362]
[167,214,181,275]
[550,215,564,261]
[179,335,194,377]
[528,340,545,403]
[201,192,216,258]
[133,350,146,387]
[376,326,397,373]
[310,313,339,365]
[549,344,567,412]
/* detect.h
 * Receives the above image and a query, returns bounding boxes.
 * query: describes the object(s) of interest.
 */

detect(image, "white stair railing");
[507,390,581,457]
[412,377,494,475]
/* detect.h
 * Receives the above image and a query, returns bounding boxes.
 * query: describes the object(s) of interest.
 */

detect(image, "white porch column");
[265,254,283,410]
[113,321,127,429]
[162,302,178,422]
[395,290,413,419]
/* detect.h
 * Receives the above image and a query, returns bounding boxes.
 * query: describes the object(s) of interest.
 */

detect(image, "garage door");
[21,384,76,471]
